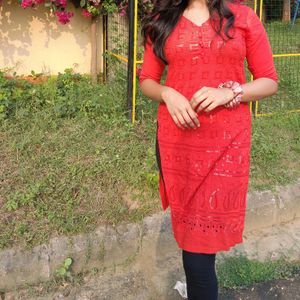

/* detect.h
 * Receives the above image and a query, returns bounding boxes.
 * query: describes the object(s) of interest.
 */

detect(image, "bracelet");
[218,80,244,108]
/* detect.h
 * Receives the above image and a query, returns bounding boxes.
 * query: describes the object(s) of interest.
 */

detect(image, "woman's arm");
[240,78,278,103]
[241,5,279,102]
[139,38,200,128]
[139,78,169,103]
[141,80,200,128]
[139,36,172,104]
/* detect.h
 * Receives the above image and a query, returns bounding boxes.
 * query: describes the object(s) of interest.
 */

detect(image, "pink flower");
[56,0,67,7]
[51,0,67,7]
[120,9,127,16]
[82,9,92,18]
[118,3,128,17]
[21,0,34,8]
[55,11,74,24]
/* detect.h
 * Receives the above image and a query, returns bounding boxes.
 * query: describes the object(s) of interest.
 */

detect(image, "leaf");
[64,257,73,268]
[80,0,86,7]
[57,267,66,276]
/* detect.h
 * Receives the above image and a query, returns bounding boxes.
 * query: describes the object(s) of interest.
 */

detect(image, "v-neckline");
[181,13,211,28]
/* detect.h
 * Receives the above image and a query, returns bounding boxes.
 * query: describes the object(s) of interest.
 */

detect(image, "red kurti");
[139,2,278,253]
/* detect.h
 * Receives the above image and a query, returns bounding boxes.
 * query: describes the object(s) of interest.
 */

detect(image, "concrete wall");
[1,178,300,294]
[0,1,103,75]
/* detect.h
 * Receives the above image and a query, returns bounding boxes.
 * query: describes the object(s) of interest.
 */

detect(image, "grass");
[217,254,300,290]
[266,20,300,55]
[249,111,300,190]
[1,79,300,251]
[0,79,161,250]
[0,19,300,251]
[257,20,300,114]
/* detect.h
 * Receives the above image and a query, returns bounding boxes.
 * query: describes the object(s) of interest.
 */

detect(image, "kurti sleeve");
[139,36,166,85]
[245,7,278,82]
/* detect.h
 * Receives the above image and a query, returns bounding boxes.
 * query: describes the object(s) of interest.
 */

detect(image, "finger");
[191,92,209,110]
[175,112,189,129]
[192,86,208,100]
[181,110,196,128]
[197,98,213,113]
[186,106,200,127]
[204,102,217,112]
[172,114,185,129]
[190,87,208,107]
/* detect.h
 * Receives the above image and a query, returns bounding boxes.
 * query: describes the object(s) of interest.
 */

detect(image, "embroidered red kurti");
[139,2,278,253]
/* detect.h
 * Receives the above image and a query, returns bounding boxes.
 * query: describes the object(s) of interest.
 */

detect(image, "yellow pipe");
[132,0,139,124]
[249,73,260,117]
[259,0,263,20]
[254,0,263,117]
[273,53,300,57]
[107,51,128,63]
[250,0,258,117]
[255,100,259,116]
[256,109,300,117]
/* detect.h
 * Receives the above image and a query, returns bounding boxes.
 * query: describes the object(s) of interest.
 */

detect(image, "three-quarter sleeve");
[139,36,166,86]
[245,7,278,82]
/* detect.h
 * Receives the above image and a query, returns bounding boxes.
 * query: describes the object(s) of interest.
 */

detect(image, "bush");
[0,72,34,120]
[0,68,129,121]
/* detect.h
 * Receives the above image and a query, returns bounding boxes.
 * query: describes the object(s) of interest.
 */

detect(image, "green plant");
[55,257,73,279]
[0,72,33,120]
[143,147,159,189]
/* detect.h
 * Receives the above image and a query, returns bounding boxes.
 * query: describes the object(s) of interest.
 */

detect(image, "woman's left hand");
[190,86,234,113]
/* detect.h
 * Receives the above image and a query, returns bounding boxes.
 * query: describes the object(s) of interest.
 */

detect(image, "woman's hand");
[161,87,200,129]
[190,86,234,113]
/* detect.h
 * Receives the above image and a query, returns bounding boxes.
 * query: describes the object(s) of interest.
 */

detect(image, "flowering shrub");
[13,0,153,24]
[55,11,74,24]
[15,0,124,24]
[117,0,127,17]
[113,0,153,19]
[76,0,103,17]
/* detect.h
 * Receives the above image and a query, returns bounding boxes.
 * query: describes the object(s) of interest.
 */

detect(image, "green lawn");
[0,19,299,251]
[257,20,300,114]
[266,20,300,54]
[0,70,300,251]
[217,254,300,290]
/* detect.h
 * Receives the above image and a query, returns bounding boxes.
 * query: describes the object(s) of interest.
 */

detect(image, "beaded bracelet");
[218,80,244,108]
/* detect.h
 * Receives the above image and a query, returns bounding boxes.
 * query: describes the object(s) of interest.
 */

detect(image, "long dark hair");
[141,0,236,65]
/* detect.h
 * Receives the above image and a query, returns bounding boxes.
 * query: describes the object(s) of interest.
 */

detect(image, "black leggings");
[182,250,218,300]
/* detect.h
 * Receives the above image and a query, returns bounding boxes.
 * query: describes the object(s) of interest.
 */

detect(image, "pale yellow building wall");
[0,1,103,75]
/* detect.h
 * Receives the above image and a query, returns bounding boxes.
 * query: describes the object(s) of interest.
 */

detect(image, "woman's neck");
[186,0,208,9]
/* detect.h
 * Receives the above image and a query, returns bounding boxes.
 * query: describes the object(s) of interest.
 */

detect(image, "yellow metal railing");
[107,0,299,123]
[253,0,300,117]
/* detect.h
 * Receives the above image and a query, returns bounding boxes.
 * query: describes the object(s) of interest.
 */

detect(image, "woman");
[139,0,278,298]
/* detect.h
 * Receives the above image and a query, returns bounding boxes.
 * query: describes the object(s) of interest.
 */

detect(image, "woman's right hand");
[161,87,200,129]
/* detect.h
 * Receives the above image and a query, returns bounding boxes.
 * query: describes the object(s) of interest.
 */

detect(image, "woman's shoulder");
[226,1,258,26]
[226,1,255,17]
